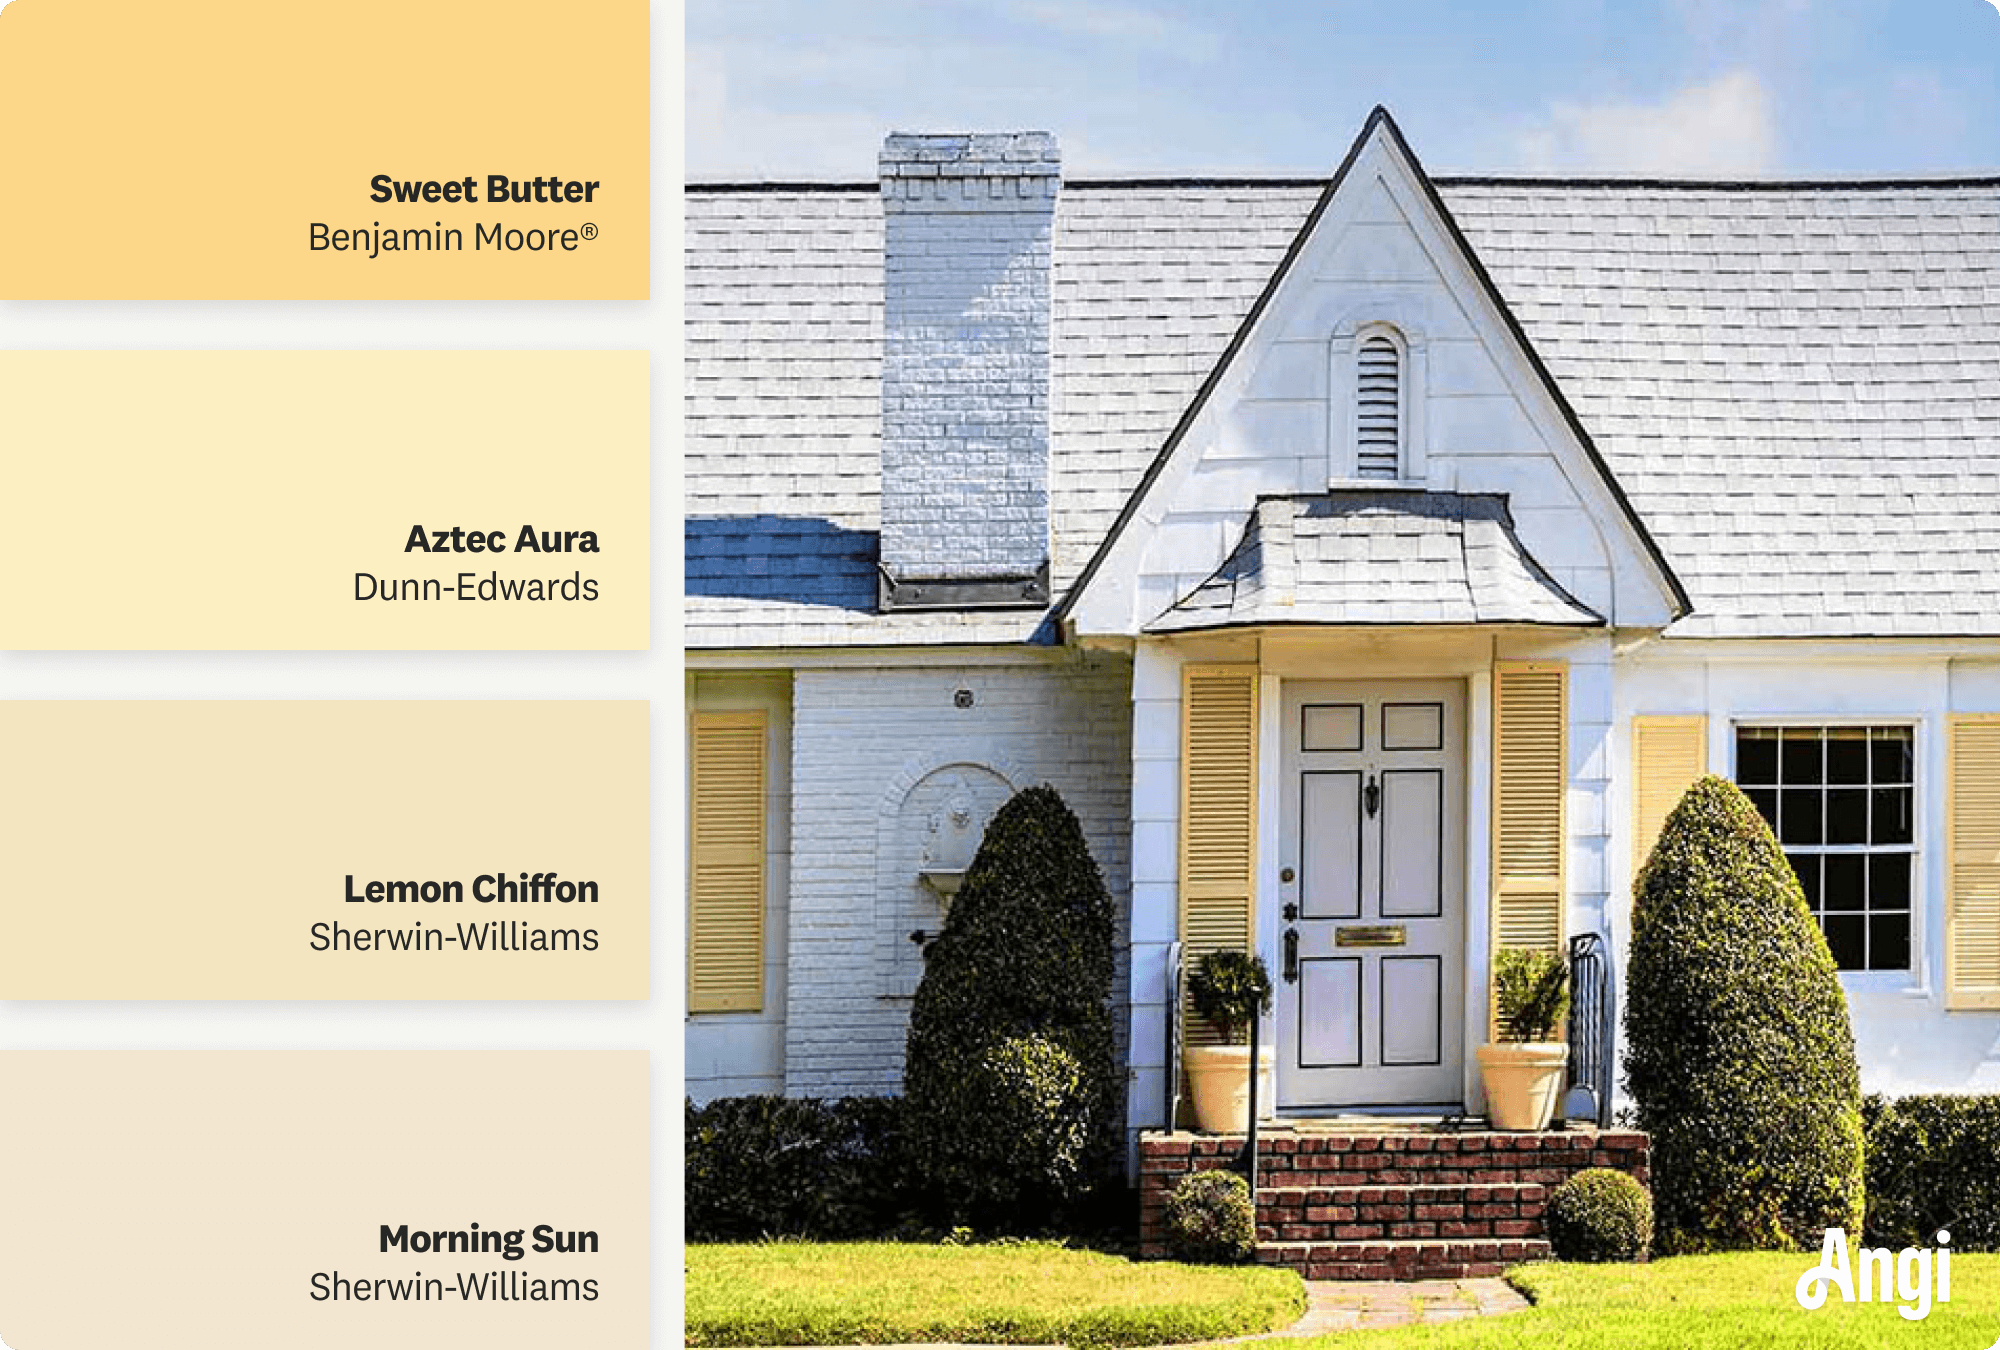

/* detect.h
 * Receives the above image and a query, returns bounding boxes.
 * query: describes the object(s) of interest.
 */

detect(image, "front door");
[1278,680,1465,1109]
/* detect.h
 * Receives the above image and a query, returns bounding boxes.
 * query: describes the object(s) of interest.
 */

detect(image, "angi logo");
[1796,1227,1952,1321]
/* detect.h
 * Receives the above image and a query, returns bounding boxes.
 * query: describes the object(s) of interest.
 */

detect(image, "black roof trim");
[686,172,2000,194]
[686,180,877,194]
[1434,173,2000,191]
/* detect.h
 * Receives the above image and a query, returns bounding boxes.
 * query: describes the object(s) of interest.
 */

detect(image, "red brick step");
[1255,1237,1553,1281]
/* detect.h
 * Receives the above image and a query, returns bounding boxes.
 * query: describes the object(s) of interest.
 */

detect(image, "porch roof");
[1146,491,1604,633]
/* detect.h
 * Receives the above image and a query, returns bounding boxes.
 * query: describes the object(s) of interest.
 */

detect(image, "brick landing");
[1139,1124,1650,1280]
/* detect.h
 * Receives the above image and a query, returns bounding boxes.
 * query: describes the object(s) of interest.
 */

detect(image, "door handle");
[1364,772,1381,818]
[1283,927,1299,984]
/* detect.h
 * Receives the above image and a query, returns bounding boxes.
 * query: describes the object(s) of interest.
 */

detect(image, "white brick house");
[685,109,2000,1147]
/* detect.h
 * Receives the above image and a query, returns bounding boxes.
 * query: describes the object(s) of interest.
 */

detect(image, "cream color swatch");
[0,702,649,999]
[0,351,649,650]
[0,1052,647,1348]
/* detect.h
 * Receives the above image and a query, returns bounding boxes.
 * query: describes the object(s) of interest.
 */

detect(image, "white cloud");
[1514,70,1779,176]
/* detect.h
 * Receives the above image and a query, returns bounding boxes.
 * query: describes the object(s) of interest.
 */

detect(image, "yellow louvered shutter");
[1948,716,2000,1010]
[1632,715,1706,870]
[1180,664,1258,1043]
[1492,662,1567,962]
[689,710,768,1013]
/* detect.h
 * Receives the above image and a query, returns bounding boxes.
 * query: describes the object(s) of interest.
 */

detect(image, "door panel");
[1278,680,1465,1109]
[1298,957,1362,1067]
[1379,769,1442,918]
[1300,771,1363,919]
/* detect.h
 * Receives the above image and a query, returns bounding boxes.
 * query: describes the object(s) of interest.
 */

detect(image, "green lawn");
[684,1241,1307,1347]
[1324,1253,2000,1349]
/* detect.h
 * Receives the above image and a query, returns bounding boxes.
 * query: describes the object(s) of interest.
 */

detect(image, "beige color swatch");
[0,351,649,651]
[0,702,649,999]
[0,1051,648,1349]
[0,0,647,297]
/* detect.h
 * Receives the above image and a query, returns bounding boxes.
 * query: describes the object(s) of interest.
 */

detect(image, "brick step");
[1256,1237,1552,1281]
[1256,1182,1547,1243]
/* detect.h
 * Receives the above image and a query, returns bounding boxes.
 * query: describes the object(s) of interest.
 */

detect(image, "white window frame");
[1328,315,1427,487]
[1728,715,1926,992]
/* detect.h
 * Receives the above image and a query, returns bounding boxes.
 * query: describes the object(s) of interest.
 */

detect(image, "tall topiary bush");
[903,784,1120,1230]
[1623,774,1865,1253]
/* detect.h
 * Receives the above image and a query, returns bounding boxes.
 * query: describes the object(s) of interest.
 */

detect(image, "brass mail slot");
[1335,925,1407,948]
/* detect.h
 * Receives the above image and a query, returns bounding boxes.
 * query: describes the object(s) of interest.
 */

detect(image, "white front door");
[1278,680,1466,1109]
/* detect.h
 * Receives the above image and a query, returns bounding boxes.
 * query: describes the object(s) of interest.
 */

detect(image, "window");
[1734,725,1914,972]
[1355,333,1401,480]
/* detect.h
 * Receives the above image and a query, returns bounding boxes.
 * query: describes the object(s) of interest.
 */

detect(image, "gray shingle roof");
[1148,492,1603,633]
[685,175,2000,646]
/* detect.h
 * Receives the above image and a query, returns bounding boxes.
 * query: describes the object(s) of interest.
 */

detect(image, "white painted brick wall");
[878,133,1056,582]
[784,651,1134,1099]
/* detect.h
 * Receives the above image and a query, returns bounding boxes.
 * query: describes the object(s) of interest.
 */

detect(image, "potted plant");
[1183,949,1275,1133]
[1476,946,1572,1130]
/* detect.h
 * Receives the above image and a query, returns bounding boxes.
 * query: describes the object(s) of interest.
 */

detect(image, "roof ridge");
[686,173,2000,194]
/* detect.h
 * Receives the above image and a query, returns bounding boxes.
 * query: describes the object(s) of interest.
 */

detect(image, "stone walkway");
[1265,1277,1530,1336]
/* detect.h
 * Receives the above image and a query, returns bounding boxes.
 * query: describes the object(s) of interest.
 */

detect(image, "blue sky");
[686,0,2000,179]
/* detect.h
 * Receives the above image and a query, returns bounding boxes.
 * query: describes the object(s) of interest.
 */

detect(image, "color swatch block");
[0,351,649,650]
[0,1052,647,1349]
[0,702,649,999]
[0,0,647,298]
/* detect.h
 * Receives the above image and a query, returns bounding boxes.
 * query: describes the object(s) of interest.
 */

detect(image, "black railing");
[1566,932,1613,1127]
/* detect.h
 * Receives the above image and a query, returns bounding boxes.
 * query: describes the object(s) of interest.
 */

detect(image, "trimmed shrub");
[1623,774,1865,1254]
[684,1094,905,1240]
[903,785,1121,1230]
[1864,1093,2000,1251]
[1545,1168,1653,1262]
[1492,945,1570,1042]
[1187,950,1273,1044]
[1163,1169,1257,1265]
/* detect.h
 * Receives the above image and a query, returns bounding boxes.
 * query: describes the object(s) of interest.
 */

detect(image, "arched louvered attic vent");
[1356,334,1402,479]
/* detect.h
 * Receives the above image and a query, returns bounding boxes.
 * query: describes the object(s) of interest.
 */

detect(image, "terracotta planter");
[1183,1043,1276,1133]
[1476,1042,1569,1130]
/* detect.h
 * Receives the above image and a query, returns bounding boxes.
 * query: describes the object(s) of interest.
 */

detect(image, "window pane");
[1823,854,1865,911]
[1780,789,1823,845]
[1827,788,1870,845]
[1737,730,1780,785]
[1872,787,1913,846]
[1745,787,1780,832]
[1869,854,1912,911]
[1872,728,1913,785]
[1782,728,1823,785]
[1868,913,1911,972]
[1823,914,1866,969]
[1788,852,1821,908]
[1826,728,1870,785]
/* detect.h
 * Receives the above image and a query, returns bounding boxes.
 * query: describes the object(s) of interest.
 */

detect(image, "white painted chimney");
[877,131,1057,610]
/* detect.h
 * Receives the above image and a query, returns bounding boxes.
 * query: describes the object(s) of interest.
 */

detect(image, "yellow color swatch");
[0,0,647,298]
[0,702,650,999]
[0,351,649,650]
[0,1052,648,1349]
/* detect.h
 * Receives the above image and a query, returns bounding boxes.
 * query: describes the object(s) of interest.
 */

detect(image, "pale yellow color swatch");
[0,702,649,999]
[0,351,649,650]
[0,0,647,298]
[0,1051,648,1349]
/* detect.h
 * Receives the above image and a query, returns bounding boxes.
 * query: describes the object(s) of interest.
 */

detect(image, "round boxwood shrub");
[1545,1168,1653,1262]
[1623,774,1865,1254]
[1164,1169,1257,1264]
[903,784,1120,1230]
